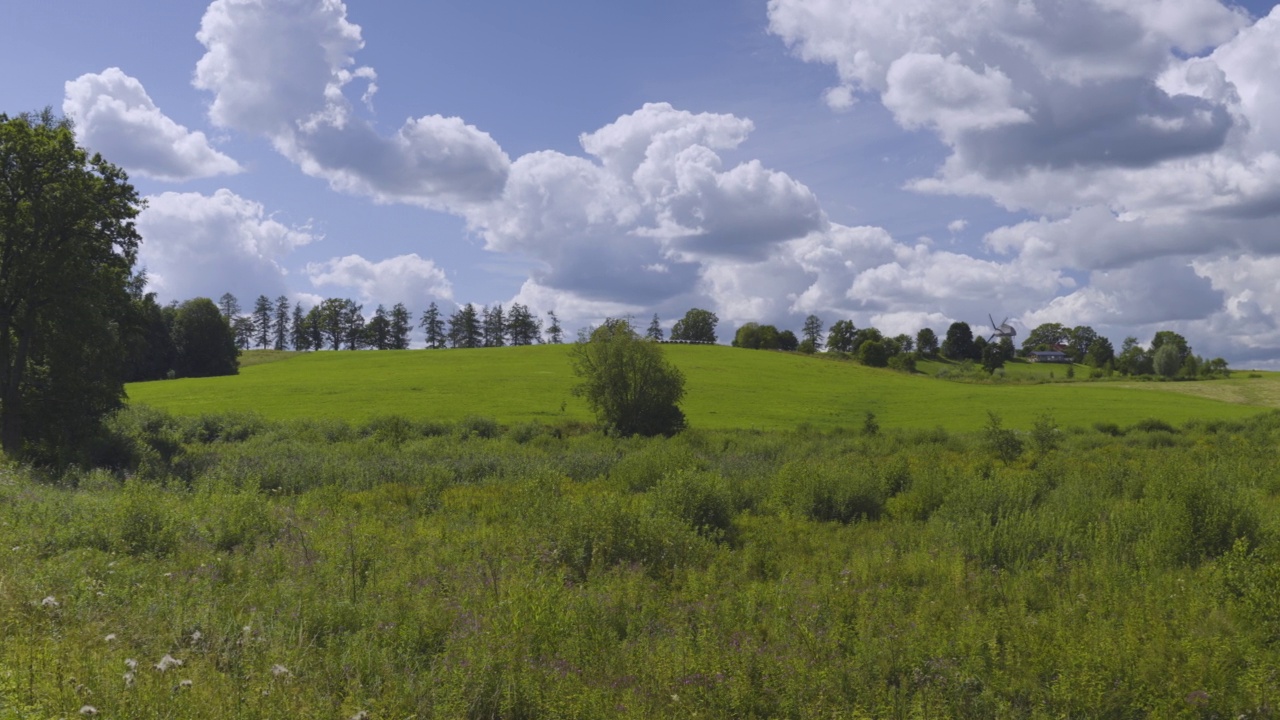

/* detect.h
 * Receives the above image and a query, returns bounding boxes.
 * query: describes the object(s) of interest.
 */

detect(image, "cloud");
[768,0,1259,199]
[465,103,825,306]
[63,68,241,181]
[137,189,316,303]
[194,0,508,209]
[305,253,453,306]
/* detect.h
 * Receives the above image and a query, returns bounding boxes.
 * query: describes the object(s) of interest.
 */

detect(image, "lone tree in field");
[569,318,686,437]
[0,110,143,459]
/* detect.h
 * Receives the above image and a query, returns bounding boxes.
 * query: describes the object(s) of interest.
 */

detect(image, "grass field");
[125,345,1280,431]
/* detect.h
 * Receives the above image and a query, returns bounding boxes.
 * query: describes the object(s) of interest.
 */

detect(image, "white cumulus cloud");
[137,189,316,303]
[305,253,453,306]
[63,68,241,181]
[194,0,508,209]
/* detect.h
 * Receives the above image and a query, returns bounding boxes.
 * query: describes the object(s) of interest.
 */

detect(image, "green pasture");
[126,345,1280,431]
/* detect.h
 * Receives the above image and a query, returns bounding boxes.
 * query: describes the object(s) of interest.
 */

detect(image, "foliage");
[1154,343,1183,378]
[857,339,889,367]
[0,110,143,460]
[568,318,687,437]
[5,409,1280,716]
[941,321,976,360]
[670,308,719,343]
[171,298,240,379]
[732,322,781,350]
[983,411,1023,463]
[801,314,824,350]
[915,327,939,357]
[827,319,857,353]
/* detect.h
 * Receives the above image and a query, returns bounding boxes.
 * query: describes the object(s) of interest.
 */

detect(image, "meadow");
[125,345,1280,432]
[3,407,1280,718]
[5,348,1280,718]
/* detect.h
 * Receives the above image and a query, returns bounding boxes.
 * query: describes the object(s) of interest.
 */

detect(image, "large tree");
[0,111,144,457]
[827,320,856,353]
[941,322,976,361]
[388,303,412,350]
[272,295,291,351]
[801,314,824,351]
[171,298,239,379]
[671,308,718,343]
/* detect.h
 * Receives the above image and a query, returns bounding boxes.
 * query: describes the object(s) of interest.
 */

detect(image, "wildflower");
[104,634,117,643]
[350,712,370,720]
[123,671,135,687]
[271,664,290,677]
[178,679,193,690]
[154,654,183,672]
[40,596,59,608]
[79,706,98,716]
[124,658,138,670]
[190,630,203,642]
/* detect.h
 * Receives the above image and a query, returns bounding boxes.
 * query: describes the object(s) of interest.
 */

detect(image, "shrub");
[983,412,1023,464]
[652,470,735,540]
[569,318,686,437]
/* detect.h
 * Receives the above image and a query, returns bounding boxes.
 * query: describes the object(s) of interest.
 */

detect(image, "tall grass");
[2,407,1280,717]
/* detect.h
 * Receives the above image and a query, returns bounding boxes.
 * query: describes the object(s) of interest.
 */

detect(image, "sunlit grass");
[126,345,1272,431]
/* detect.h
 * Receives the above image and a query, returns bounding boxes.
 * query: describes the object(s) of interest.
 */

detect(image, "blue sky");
[3,0,1279,363]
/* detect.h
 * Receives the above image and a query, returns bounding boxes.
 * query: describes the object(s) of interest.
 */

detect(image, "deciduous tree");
[569,318,686,437]
[0,111,145,457]
[671,308,718,343]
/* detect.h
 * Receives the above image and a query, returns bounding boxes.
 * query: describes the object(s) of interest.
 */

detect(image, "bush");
[569,318,686,437]
[983,412,1023,464]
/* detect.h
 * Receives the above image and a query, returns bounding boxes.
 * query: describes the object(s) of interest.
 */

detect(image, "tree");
[218,292,240,323]
[0,111,145,457]
[1085,336,1115,367]
[941,322,975,361]
[801,314,824,351]
[545,310,564,344]
[851,327,883,355]
[671,308,718,343]
[982,343,1005,374]
[507,303,541,346]
[777,330,799,352]
[733,323,782,350]
[366,304,391,350]
[482,304,506,347]
[389,303,412,350]
[420,302,447,349]
[291,303,310,351]
[1022,322,1068,353]
[827,320,856,353]
[1116,336,1151,376]
[171,298,239,378]
[231,316,254,350]
[1153,343,1182,378]
[858,340,889,367]
[318,298,348,350]
[646,313,663,341]
[449,303,481,348]
[342,301,365,350]
[1067,325,1099,363]
[251,294,273,349]
[122,289,177,383]
[1150,331,1191,364]
[272,296,291,350]
[997,336,1016,362]
[894,334,915,355]
[916,327,939,358]
[568,318,686,437]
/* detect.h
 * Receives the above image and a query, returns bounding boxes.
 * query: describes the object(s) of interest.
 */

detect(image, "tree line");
[728,314,1230,380]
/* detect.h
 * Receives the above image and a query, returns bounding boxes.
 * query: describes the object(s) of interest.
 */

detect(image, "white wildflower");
[40,596,59,608]
[104,634,117,643]
[190,630,203,642]
[154,654,183,672]
[271,664,290,677]
[178,679,193,689]
[350,712,370,720]
[123,671,135,687]
[124,658,138,670]
[79,706,98,716]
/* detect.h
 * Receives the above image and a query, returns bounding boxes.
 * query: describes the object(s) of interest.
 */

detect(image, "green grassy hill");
[125,345,1280,431]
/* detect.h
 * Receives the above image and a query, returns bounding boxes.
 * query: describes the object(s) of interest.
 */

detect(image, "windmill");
[988,315,1016,343]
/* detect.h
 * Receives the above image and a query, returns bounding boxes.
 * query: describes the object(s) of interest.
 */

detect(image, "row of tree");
[729,314,1229,379]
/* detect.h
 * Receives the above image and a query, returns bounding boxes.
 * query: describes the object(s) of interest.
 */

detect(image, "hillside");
[124,345,1279,431]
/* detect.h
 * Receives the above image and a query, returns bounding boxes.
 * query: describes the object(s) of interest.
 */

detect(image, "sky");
[3,0,1280,364]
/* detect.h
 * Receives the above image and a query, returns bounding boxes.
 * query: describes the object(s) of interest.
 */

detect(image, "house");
[1028,350,1069,363]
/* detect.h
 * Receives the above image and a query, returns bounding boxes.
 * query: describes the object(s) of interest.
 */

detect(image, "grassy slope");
[125,345,1278,431]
